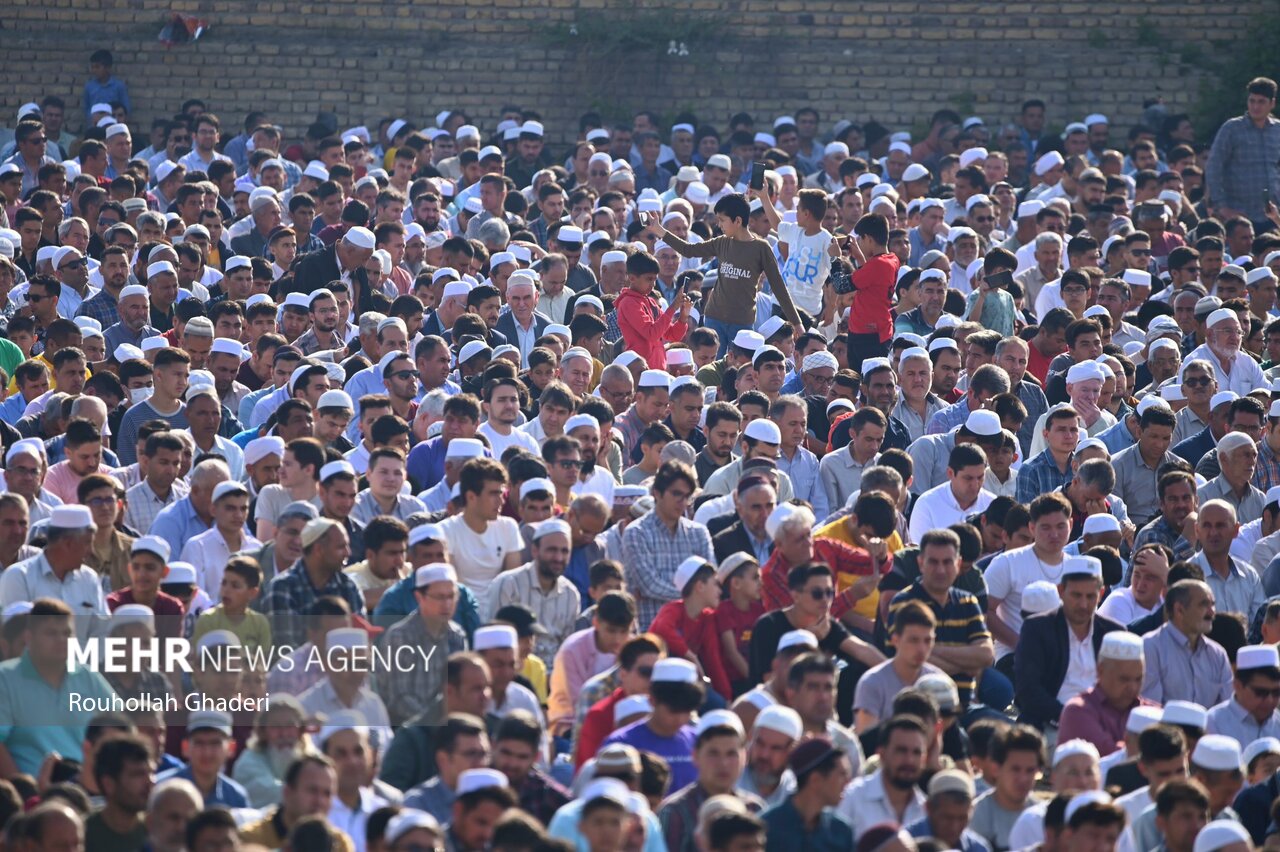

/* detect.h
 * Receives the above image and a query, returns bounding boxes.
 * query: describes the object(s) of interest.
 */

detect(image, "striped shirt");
[486,562,581,672]
[887,581,990,703]
[124,479,191,537]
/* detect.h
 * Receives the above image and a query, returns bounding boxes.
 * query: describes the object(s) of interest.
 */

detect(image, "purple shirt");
[406,437,447,490]
[603,720,697,793]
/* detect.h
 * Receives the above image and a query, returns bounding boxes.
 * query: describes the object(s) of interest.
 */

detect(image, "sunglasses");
[1131,249,1152,257]
[1183,377,1212,388]
[389,370,416,381]
[808,588,835,601]
[1250,684,1280,699]
[636,665,654,678]
[60,259,88,270]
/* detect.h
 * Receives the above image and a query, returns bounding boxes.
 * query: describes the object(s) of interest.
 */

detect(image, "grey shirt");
[905,431,958,496]
[1197,474,1267,525]
[970,789,1032,852]
[1195,551,1267,621]
[853,660,944,721]
[1206,695,1280,748]
[1112,444,1180,528]
[1141,622,1233,707]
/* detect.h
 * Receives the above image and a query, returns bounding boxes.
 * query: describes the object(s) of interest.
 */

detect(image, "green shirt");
[0,338,22,379]
[84,812,148,852]
[192,604,272,652]
[0,653,116,775]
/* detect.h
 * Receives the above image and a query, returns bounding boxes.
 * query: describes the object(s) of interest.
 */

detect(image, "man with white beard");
[1187,308,1267,396]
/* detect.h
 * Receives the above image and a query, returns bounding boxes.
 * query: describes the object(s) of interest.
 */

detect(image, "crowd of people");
[0,45,1277,852]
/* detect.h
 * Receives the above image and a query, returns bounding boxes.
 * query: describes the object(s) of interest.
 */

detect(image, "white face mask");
[129,386,154,405]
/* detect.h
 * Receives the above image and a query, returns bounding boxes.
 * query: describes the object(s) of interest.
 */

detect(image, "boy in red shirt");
[106,535,187,640]
[648,556,734,700]
[828,212,899,369]
[714,553,764,696]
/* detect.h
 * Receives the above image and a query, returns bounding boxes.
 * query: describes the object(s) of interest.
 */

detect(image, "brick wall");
[1,0,1244,149]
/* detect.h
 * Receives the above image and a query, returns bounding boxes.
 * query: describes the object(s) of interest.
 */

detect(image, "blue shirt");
[372,577,479,642]
[0,653,116,776]
[157,765,249,809]
[761,796,855,852]
[603,720,698,793]
[117,400,188,466]
[926,398,975,435]
[907,229,947,266]
[907,818,992,852]
[1097,417,1137,455]
[406,437,448,491]
[150,496,212,562]
[1015,449,1073,505]
[83,76,131,117]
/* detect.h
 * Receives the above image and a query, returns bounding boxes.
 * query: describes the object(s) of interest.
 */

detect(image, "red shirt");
[649,600,734,699]
[575,687,625,768]
[850,252,900,342]
[714,599,765,681]
[1027,340,1054,385]
[761,539,888,621]
[105,587,186,641]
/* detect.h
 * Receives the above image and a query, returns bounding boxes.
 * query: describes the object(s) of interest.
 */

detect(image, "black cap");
[493,604,548,637]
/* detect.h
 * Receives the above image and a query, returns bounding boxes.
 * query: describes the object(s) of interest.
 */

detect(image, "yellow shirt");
[192,604,273,654]
[814,518,903,621]
[6,353,89,395]
[523,654,548,703]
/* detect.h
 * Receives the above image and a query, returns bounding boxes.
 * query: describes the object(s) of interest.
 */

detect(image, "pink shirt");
[548,627,617,724]
[43,461,115,505]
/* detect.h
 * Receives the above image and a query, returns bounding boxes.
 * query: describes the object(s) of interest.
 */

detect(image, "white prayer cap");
[1084,113,1109,127]
[319,460,356,482]
[652,658,699,684]
[860,357,894,377]
[666,348,694,367]
[1053,739,1100,767]
[110,604,154,633]
[1064,122,1088,136]
[869,197,897,215]
[212,481,249,503]
[1243,737,1280,769]
[54,246,84,269]
[488,251,516,269]
[4,438,44,464]
[565,414,601,435]
[614,695,652,724]
[532,518,572,544]
[1016,200,1044,219]
[441,280,472,302]
[917,268,946,284]
[49,505,94,530]
[1161,384,1185,401]
[1206,307,1239,328]
[917,198,944,213]
[1082,305,1109,321]
[104,122,130,139]
[695,709,745,739]
[343,226,376,250]
[674,556,713,592]
[902,163,930,183]
[244,435,286,465]
[855,173,880,189]
[754,132,776,147]
[1062,555,1102,579]
[638,369,672,390]
[1064,791,1113,824]
[1022,581,1060,615]
[888,141,912,155]
[165,563,197,585]
[962,409,1002,437]
[1237,644,1280,671]
[445,438,486,461]
[316,389,353,412]
[457,340,491,365]
[474,625,518,652]
[1123,269,1153,288]
[131,535,171,562]
[803,351,839,372]
[753,705,803,740]
[928,337,959,354]
[414,560,456,587]
[601,250,628,266]
[1217,431,1255,456]
[1082,514,1121,536]
[1210,391,1240,411]
[1191,735,1242,772]
[958,147,988,168]
[1162,700,1208,729]
[707,153,732,170]
[1247,267,1277,286]
[1193,820,1253,852]
[751,345,783,368]
[456,768,509,796]
[1066,361,1105,384]
[744,418,782,444]
[1035,150,1066,176]
[1127,706,1163,735]
[1099,631,1144,662]
[948,227,977,244]
[147,260,176,279]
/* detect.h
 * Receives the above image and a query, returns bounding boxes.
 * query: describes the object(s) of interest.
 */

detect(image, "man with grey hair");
[230,193,282,258]
[47,394,117,466]
[0,505,108,640]
[149,457,231,559]
[1014,231,1064,306]
[469,214,511,251]
[1188,307,1268,396]
[496,274,551,367]
[143,777,204,852]
[926,364,1012,435]
[1199,435,1266,524]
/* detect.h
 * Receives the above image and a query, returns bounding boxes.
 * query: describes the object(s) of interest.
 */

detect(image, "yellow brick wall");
[2,0,1235,146]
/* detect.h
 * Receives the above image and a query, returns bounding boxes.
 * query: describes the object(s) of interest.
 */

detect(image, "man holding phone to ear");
[965,248,1020,337]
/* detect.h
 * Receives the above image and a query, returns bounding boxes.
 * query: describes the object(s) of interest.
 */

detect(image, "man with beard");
[1188,309,1267,396]
[829,359,913,453]
[84,734,155,850]
[567,413,616,507]
[294,289,346,357]
[487,518,580,666]
[491,710,570,825]
[695,402,742,487]
[76,244,129,328]
[836,713,929,837]
[103,283,160,354]
[739,705,803,808]
[478,376,540,459]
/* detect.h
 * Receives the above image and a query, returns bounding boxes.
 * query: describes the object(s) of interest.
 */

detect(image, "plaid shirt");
[925,399,974,436]
[659,784,765,852]
[1015,449,1073,505]
[574,666,621,729]
[615,405,649,462]
[374,612,466,725]
[124,479,190,537]
[1255,438,1280,493]
[621,510,714,629]
[75,289,120,328]
[515,769,571,825]
[260,560,364,649]
[1205,114,1280,220]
